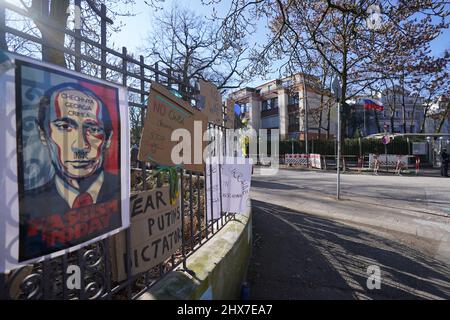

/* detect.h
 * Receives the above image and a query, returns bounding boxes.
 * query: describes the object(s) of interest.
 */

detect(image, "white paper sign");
[220,157,252,214]
[205,157,252,217]
[205,159,222,220]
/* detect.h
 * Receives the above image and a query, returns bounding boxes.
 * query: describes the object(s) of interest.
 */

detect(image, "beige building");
[225,73,336,140]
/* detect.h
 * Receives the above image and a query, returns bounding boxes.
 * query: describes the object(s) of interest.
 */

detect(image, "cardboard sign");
[138,81,206,173]
[0,54,130,272]
[112,186,181,282]
[198,80,223,126]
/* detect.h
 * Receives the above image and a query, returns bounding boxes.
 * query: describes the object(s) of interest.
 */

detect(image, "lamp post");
[332,77,342,200]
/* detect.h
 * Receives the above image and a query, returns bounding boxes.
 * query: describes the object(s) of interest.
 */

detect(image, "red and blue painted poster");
[0,54,130,271]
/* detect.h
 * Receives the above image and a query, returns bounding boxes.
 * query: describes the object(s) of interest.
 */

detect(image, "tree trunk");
[318,92,324,138]
[401,74,407,133]
[436,108,450,133]
[33,0,70,67]
[419,108,429,133]
[326,104,331,140]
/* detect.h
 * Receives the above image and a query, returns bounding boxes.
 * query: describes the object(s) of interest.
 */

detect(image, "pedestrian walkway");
[247,200,450,300]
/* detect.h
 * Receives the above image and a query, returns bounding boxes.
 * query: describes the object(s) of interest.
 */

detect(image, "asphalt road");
[255,169,450,216]
[247,169,450,299]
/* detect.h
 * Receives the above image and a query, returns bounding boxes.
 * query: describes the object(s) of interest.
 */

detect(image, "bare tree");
[411,53,450,133]
[6,0,165,150]
[7,0,165,66]
[207,0,448,139]
[435,96,450,133]
[146,5,250,93]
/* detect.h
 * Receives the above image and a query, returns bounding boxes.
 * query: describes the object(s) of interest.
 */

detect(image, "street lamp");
[331,77,342,200]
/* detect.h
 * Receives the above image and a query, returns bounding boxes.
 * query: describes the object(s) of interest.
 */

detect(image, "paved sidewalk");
[247,201,450,300]
[247,169,450,299]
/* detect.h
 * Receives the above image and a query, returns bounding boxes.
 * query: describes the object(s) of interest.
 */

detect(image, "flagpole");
[364,102,366,136]
[337,100,341,200]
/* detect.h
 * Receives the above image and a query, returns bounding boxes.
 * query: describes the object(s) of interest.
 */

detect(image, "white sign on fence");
[205,157,253,217]
[220,157,252,214]
[205,159,221,220]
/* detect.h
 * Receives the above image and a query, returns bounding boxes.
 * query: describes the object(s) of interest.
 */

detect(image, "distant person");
[373,152,380,175]
[395,155,405,176]
[441,148,449,177]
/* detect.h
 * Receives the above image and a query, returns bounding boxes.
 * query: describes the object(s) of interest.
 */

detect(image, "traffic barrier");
[369,154,408,170]
[321,155,361,171]
[285,154,322,169]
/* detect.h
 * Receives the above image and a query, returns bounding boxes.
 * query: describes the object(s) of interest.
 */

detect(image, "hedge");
[280,138,412,156]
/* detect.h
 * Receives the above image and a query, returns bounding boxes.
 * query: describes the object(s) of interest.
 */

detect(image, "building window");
[261,98,278,111]
[267,85,272,91]
[289,115,299,125]
[288,93,299,105]
[240,103,249,114]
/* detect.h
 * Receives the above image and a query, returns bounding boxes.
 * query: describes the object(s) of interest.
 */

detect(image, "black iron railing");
[0,0,233,300]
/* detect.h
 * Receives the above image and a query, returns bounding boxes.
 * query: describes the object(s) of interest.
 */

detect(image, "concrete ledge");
[139,210,252,300]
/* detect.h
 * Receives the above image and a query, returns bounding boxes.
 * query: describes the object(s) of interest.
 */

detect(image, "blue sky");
[109,0,449,87]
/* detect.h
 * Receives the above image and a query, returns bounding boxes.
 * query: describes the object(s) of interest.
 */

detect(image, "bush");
[280,138,410,156]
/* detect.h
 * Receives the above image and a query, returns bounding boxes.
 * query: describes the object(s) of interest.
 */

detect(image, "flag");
[364,99,384,111]
[234,103,241,116]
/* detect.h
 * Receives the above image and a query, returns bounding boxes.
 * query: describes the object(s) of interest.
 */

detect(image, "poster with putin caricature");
[0,55,130,271]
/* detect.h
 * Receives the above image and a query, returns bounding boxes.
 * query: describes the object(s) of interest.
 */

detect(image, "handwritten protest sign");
[198,80,223,126]
[111,186,181,282]
[138,81,207,173]
[220,157,253,213]
[205,157,252,218]
[205,160,222,220]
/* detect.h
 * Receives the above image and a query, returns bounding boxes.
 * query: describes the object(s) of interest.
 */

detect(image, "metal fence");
[0,0,233,300]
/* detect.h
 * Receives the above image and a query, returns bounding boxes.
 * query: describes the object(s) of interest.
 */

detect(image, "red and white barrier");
[368,154,408,168]
[285,154,322,169]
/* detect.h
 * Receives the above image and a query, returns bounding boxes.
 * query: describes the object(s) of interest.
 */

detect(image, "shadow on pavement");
[248,200,450,300]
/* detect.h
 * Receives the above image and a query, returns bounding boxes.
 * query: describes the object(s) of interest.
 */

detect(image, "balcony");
[261,108,279,118]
